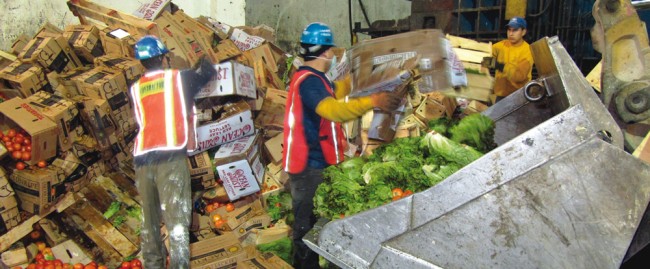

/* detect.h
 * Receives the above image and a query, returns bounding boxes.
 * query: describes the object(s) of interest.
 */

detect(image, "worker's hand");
[371,91,402,111]
[495,61,505,72]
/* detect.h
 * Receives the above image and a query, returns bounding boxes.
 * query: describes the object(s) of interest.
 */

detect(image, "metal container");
[304,36,650,268]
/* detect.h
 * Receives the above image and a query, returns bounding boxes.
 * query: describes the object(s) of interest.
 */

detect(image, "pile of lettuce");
[314,113,495,220]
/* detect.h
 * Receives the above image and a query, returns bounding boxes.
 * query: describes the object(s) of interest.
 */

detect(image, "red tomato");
[13,136,24,144]
[26,145,32,152]
[23,138,31,145]
[392,188,404,198]
[0,131,3,138]
[11,151,22,160]
[212,214,222,222]
[13,143,21,151]
[7,129,16,138]
[73,263,84,269]
[22,151,31,161]
[131,267,141,269]
[83,265,96,269]
[37,160,47,168]
[225,203,235,212]
[130,259,142,268]
[214,219,227,230]
[403,190,414,196]
[97,266,108,269]
[120,261,131,269]
[35,264,45,269]
[44,264,55,269]
[275,202,282,207]
[4,141,12,150]
[2,136,10,143]
[16,162,27,170]
[54,260,63,267]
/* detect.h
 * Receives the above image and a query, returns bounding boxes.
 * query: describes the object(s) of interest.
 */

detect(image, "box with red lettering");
[195,61,257,99]
[213,132,264,201]
[189,100,255,156]
[0,97,58,165]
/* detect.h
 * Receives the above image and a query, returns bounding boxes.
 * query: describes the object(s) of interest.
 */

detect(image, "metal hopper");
[303,36,650,269]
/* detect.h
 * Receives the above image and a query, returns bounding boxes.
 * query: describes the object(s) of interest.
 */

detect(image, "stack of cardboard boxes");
[0,0,495,267]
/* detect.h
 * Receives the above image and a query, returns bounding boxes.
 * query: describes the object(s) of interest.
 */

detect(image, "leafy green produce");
[257,237,293,265]
[449,113,496,152]
[103,201,121,219]
[314,113,495,220]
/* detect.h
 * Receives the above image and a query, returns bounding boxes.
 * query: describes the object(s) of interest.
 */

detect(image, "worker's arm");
[180,56,217,98]
[332,74,352,99]
[301,76,402,123]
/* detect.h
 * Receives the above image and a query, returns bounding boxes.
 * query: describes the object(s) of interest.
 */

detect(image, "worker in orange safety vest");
[130,35,216,269]
[282,22,404,269]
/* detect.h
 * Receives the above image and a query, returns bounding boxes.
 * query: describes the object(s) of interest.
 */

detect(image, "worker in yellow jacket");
[283,22,403,269]
[492,17,534,101]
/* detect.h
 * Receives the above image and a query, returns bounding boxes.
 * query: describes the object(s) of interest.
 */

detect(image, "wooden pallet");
[67,0,159,38]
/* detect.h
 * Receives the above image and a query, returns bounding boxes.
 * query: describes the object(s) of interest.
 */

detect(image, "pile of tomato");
[1,128,47,170]
[204,202,236,230]
[11,240,138,269]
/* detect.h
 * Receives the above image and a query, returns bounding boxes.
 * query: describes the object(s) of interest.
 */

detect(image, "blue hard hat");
[300,22,335,46]
[134,35,169,60]
[506,17,527,29]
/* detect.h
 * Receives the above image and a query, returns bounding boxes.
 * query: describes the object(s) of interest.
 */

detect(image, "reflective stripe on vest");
[283,70,346,173]
[131,69,189,156]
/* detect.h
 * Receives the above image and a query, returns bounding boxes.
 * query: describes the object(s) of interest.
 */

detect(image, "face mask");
[315,55,337,73]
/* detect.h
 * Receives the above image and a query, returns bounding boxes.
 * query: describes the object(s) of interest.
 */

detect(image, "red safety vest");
[131,69,193,156]
[283,70,346,174]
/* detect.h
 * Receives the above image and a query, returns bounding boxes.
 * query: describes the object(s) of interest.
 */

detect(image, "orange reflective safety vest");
[131,69,193,156]
[283,70,346,174]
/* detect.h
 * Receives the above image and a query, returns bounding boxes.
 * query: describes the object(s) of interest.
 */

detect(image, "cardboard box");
[188,151,217,190]
[196,16,232,41]
[414,95,447,123]
[73,66,128,101]
[48,67,91,98]
[252,58,285,90]
[238,252,293,269]
[196,61,257,99]
[0,60,51,98]
[39,218,69,246]
[238,24,276,44]
[254,88,286,132]
[10,166,67,214]
[233,214,272,241]
[349,29,447,96]
[11,35,31,55]
[190,101,255,155]
[190,232,247,269]
[93,55,145,86]
[266,162,288,186]
[0,206,20,235]
[260,173,284,201]
[0,97,58,164]
[72,96,118,151]
[229,28,265,51]
[99,27,137,58]
[0,244,28,267]
[211,199,264,231]
[462,100,489,116]
[0,50,16,70]
[0,168,18,214]
[25,91,84,151]
[213,134,265,201]
[18,36,83,73]
[50,240,92,265]
[63,25,105,63]
[263,133,283,165]
[214,39,242,63]
[34,22,63,39]
[248,43,285,73]
[132,0,172,20]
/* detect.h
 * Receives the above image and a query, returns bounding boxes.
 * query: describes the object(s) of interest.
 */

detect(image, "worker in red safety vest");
[283,22,403,269]
[130,35,216,269]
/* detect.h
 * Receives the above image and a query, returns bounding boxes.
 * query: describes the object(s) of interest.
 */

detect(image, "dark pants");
[135,153,191,269]
[290,167,324,269]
